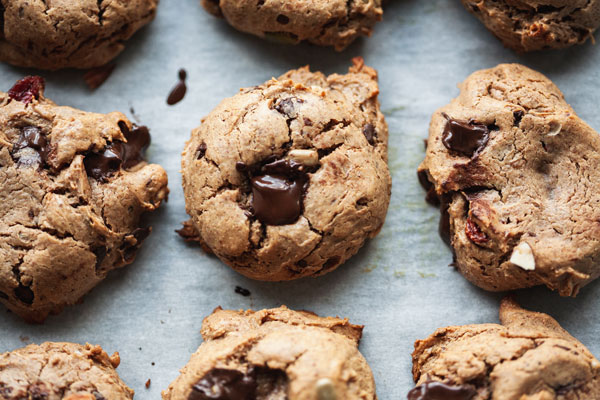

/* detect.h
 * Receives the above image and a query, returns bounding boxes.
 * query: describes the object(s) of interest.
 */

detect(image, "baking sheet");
[1,0,600,398]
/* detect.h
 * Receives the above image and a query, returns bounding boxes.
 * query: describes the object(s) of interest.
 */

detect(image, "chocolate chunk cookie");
[200,0,383,51]
[0,76,168,322]
[162,306,376,400]
[418,64,600,296]
[0,342,134,399]
[0,0,158,70]
[461,0,600,52]
[409,297,600,399]
[179,58,390,281]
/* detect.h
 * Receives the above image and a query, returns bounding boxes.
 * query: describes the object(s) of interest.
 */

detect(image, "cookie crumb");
[235,286,251,297]
[145,379,151,389]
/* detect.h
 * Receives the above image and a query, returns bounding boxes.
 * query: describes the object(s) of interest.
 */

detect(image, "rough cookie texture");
[0,342,133,400]
[0,0,158,70]
[461,0,600,52]
[410,297,600,400]
[200,0,383,51]
[418,64,600,296]
[162,306,376,400]
[0,77,169,322]
[179,58,390,281]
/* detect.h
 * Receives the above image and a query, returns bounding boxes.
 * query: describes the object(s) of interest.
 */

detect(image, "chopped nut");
[510,242,536,271]
[547,122,562,137]
[316,378,336,400]
[288,149,318,166]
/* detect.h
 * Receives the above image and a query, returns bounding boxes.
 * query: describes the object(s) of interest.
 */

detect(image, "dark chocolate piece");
[439,196,452,247]
[274,97,302,118]
[84,65,116,90]
[442,116,489,157]
[362,123,376,145]
[14,284,34,305]
[188,369,257,400]
[196,143,207,160]
[8,76,45,105]
[251,159,308,225]
[407,381,476,400]
[234,286,251,297]
[167,69,188,105]
[513,110,524,126]
[12,126,50,167]
[84,124,151,181]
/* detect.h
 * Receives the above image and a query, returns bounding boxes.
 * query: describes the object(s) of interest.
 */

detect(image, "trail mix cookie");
[162,306,376,400]
[418,63,600,296]
[179,58,390,281]
[0,342,133,400]
[0,0,158,70]
[461,0,600,52]
[409,297,600,400]
[0,76,168,322]
[200,0,383,51]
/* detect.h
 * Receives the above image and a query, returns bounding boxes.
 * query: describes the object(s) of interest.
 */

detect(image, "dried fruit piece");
[465,217,488,244]
[8,76,45,104]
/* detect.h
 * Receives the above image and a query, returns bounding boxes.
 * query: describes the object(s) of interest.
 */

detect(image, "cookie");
[0,342,133,400]
[179,57,390,281]
[0,76,169,322]
[418,63,600,296]
[0,0,158,70]
[409,297,600,400]
[162,306,376,400]
[200,0,383,51]
[461,0,600,52]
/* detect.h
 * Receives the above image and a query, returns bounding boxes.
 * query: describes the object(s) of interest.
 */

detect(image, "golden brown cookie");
[461,0,600,52]
[418,64,600,296]
[0,76,169,322]
[0,0,158,70]
[409,297,600,400]
[179,58,391,281]
[0,342,134,399]
[200,0,383,51]
[162,306,376,400]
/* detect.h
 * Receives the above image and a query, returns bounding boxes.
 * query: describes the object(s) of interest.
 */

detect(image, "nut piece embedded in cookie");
[162,306,376,400]
[418,63,600,296]
[410,297,600,400]
[179,57,391,281]
[200,0,383,51]
[0,342,134,399]
[461,0,600,52]
[0,0,159,69]
[0,77,169,322]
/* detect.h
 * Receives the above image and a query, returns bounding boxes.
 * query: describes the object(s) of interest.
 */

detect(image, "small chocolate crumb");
[84,65,116,90]
[167,69,187,105]
[145,379,151,389]
[362,123,376,145]
[235,286,251,296]
[151,362,155,366]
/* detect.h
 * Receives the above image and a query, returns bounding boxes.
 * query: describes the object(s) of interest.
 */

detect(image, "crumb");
[235,286,251,297]
[151,362,155,366]
[19,335,30,343]
[145,379,151,389]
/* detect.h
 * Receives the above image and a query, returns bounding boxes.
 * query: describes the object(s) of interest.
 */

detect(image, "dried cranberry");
[465,217,488,244]
[8,76,45,104]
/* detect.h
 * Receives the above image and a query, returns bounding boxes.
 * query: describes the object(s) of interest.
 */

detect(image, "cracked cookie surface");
[461,0,600,52]
[200,0,383,51]
[409,297,600,400]
[418,63,600,296]
[0,76,169,322]
[179,58,390,281]
[0,0,158,70]
[0,342,133,400]
[162,306,376,400]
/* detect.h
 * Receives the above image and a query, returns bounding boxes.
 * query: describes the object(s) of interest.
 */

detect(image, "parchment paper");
[1,1,599,398]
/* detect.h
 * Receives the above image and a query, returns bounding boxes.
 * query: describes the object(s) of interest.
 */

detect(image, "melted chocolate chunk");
[196,143,207,160]
[14,284,34,305]
[274,97,302,118]
[438,196,452,247]
[12,126,50,167]
[442,116,489,157]
[235,286,251,296]
[407,381,476,400]
[251,159,308,225]
[417,170,439,207]
[8,76,45,104]
[167,69,188,105]
[189,369,257,400]
[84,124,151,181]
[362,123,376,145]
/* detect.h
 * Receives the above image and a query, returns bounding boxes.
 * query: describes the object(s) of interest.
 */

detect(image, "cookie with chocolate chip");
[162,306,376,400]
[418,63,600,296]
[461,0,600,52]
[201,0,383,51]
[179,57,390,281]
[0,0,158,70]
[0,76,168,322]
[0,342,134,399]
[409,297,600,400]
